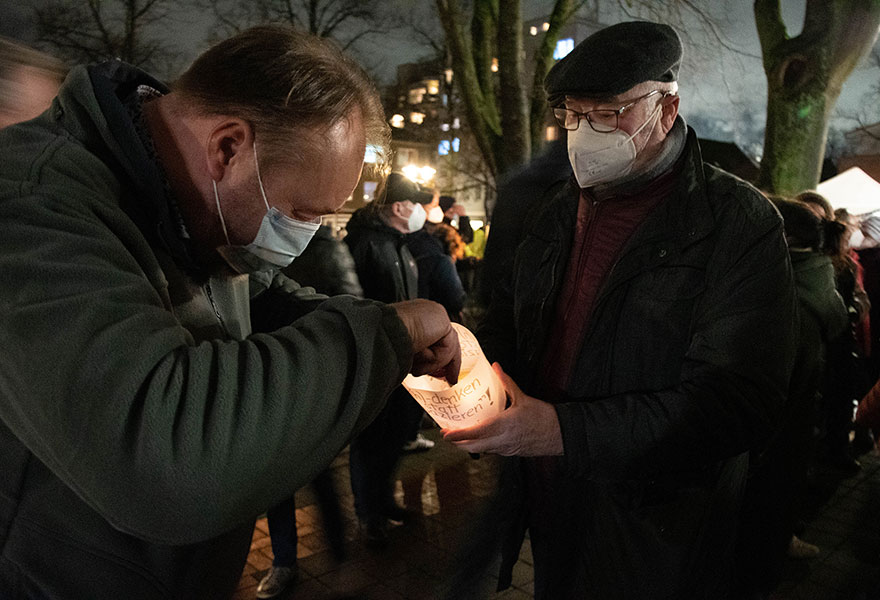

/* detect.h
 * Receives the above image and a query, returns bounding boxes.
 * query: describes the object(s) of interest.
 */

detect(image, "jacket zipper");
[204,281,228,336]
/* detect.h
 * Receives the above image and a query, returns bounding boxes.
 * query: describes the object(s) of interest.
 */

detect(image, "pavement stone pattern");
[233,429,880,600]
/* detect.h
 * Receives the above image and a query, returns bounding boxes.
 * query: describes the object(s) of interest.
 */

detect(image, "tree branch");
[529,0,573,156]
[753,0,788,72]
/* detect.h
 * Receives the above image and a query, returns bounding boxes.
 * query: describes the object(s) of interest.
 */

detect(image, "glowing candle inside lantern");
[402,323,506,430]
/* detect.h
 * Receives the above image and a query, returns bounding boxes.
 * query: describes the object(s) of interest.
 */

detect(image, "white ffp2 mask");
[406,203,427,232]
[567,104,662,188]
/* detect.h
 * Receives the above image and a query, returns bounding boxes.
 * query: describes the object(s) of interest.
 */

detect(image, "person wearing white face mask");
[344,171,441,545]
[450,21,797,599]
[0,26,462,600]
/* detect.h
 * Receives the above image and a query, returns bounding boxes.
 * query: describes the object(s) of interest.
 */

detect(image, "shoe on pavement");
[402,433,435,453]
[256,565,297,599]
[787,535,820,559]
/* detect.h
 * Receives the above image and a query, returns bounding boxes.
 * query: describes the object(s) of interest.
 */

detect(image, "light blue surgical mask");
[214,142,320,274]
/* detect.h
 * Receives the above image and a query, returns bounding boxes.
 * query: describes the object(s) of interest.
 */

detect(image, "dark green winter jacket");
[0,62,410,599]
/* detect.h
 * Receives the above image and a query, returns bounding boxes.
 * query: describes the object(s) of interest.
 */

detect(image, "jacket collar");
[532,125,714,255]
[59,61,202,275]
[622,126,714,253]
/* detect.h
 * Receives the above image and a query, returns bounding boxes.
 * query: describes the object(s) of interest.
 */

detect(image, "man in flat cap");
[446,21,796,599]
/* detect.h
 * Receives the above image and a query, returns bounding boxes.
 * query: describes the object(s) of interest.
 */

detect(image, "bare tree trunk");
[436,0,500,176]
[755,0,880,194]
[436,0,578,178]
[497,0,529,172]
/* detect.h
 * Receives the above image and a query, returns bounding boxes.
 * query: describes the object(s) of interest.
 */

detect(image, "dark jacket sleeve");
[0,191,413,545]
[555,207,797,481]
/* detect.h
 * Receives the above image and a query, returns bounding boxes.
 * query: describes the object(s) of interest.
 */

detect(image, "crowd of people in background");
[2,19,880,600]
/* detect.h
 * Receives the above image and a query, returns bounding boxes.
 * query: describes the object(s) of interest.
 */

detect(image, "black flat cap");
[545,21,682,102]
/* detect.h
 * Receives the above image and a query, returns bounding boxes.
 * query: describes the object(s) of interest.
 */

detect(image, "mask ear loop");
[213,179,232,245]
[252,140,271,212]
[622,101,664,146]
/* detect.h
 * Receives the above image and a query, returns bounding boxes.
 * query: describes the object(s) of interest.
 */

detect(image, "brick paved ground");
[232,429,880,600]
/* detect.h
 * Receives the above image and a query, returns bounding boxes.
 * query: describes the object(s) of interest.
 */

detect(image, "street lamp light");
[402,164,436,184]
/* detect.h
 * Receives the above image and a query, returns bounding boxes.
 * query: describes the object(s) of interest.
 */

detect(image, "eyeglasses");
[553,89,664,133]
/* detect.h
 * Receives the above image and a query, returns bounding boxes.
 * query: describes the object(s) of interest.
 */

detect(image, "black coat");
[478,128,797,599]
[283,225,363,298]
[344,208,417,304]
[406,228,466,318]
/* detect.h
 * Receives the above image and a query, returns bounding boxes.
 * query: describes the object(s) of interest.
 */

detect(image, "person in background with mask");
[447,21,796,599]
[0,26,459,600]
[407,188,466,323]
[344,171,438,546]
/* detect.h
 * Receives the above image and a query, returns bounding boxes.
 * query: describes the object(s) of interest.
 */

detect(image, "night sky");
[2,0,878,146]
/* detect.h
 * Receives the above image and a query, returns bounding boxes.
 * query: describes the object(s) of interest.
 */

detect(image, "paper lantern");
[403,323,505,429]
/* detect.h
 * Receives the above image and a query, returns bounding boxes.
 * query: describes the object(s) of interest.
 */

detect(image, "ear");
[659,95,680,134]
[205,118,254,182]
[391,201,410,219]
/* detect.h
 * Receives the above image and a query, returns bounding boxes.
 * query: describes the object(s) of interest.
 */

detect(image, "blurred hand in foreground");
[391,299,460,385]
[442,363,563,456]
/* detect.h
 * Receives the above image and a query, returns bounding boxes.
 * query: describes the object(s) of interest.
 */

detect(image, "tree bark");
[497,0,530,172]
[755,0,880,194]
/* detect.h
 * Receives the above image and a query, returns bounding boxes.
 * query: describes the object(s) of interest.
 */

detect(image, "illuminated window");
[452,137,460,152]
[554,38,574,60]
[440,123,450,132]
[410,112,425,125]
[491,57,499,72]
[408,86,427,104]
[390,114,405,128]
[363,181,378,202]
[546,126,559,141]
[542,22,550,31]
[426,79,440,95]
[438,140,450,156]
[444,68,453,84]
[364,144,380,163]
[452,118,460,129]
[529,26,538,36]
